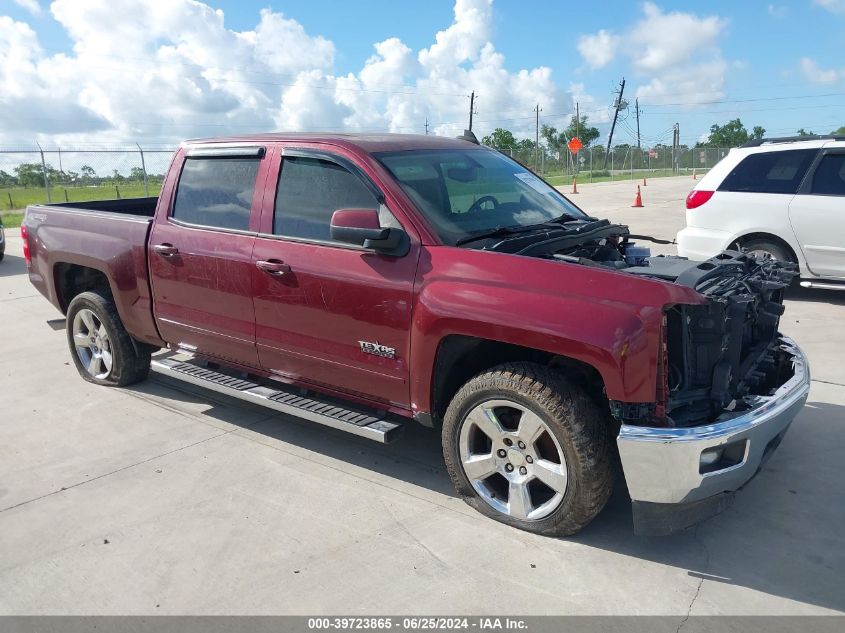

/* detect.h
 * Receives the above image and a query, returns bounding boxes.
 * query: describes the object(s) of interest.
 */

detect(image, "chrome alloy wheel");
[458,399,568,521]
[72,308,113,380]
[747,248,777,261]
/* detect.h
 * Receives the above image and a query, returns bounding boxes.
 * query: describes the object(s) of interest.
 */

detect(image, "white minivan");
[677,136,845,289]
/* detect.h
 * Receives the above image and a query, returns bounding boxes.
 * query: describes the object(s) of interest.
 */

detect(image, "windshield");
[376,149,587,245]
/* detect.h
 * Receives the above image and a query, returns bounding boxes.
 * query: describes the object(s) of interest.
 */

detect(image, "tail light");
[686,190,714,209]
[21,224,31,267]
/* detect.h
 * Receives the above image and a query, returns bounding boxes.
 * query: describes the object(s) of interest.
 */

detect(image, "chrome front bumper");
[617,337,810,533]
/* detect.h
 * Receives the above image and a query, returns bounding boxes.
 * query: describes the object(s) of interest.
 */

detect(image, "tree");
[481,128,518,148]
[698,118,752,147]
[751,126,766,140]
[0,170,16,186]
[540,124,565,156]
[14,163,45,188]
[129,166,146,182]
[797,128,815,137]
[514,138,536,153]
[832,125,845,135]
[564,115,600,147]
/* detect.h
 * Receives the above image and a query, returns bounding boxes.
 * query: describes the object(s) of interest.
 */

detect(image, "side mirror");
[330,209,408,255]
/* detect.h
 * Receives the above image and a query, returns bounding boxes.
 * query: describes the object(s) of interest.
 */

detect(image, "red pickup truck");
[23,133,809,536]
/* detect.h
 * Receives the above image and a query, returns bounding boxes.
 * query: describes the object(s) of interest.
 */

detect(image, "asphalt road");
[1,177,843,616]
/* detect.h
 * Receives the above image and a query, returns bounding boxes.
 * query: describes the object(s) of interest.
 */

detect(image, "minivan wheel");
[742,238,794,264]
[66,291,151,386]
[442,362,613,537]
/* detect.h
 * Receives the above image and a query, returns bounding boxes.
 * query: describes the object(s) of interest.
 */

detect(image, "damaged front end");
[469,219,810,533]
[638,251,799,427]
[614,253,809,535]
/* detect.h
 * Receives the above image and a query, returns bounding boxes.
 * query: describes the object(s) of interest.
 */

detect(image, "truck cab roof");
[182,132,480,154]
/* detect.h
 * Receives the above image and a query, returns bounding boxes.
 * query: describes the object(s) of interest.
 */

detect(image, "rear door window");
[718,149,818,194]
[172,157,261,230]
[810,154,845,196]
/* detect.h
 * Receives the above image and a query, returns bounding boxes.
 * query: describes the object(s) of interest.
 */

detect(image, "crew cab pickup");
[23,133,809,536]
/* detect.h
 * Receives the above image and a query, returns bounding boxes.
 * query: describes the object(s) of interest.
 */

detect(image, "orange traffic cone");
[643,176,648,186]
[571,177,579,194]
[632,185,644,208]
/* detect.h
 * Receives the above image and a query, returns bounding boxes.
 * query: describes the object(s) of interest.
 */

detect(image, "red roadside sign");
[567,137,583,154]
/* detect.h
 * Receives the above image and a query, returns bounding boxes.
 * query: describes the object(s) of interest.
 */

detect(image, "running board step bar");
[799,280,845,291]
[150,357,403,443]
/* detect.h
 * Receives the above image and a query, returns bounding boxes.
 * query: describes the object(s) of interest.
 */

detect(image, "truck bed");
[24,196,163,347]
[39,196,159,217]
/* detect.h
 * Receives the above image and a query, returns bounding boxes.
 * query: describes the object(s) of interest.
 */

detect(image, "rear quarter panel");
[24,206,164,346]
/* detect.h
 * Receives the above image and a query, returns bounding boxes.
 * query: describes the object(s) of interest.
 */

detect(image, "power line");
[642,91,845,108]
[643,101,845,116]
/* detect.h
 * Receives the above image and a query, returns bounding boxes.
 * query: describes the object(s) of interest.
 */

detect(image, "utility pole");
[534,103,542,171]
[468,91,477,131]
[635,98,642,150]
[604,77,626,168]
[575,101,580,172]
[672,123,680,172]
[425,117,429,135]
[575,102,580,139]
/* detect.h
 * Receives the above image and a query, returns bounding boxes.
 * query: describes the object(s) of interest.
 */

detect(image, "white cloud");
[576,30,619,70]
[568,82,610,124]
[635,58,728,105]
[0,0,569,146]
[12,0,42,16]
[813,0,845,14]
[578,4,729,108]
[630,2,726,74]
[767,4,788,18]
[800,57,845,85]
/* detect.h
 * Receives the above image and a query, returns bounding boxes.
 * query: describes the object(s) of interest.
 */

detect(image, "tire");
[66,290,151,387]
[442,362,613,537]
[741,238,794,265]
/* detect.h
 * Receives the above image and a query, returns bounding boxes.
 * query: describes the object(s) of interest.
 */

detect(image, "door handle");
[255,259,291,275]
[152,243,179,257]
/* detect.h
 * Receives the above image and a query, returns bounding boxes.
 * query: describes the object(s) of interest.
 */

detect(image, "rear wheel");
[442,363,613,536]
[66,291,151,386]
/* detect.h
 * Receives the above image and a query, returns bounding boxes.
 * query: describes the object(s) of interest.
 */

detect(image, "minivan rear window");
[718,149,818,194]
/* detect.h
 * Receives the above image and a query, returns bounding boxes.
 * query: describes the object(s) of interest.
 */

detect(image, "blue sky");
[3,0,845,147]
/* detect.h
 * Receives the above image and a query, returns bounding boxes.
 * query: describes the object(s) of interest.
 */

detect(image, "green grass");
[1,212,24,228]
[0,182,163,212]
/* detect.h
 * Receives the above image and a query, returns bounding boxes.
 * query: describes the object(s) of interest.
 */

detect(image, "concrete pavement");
[1,178,843,616]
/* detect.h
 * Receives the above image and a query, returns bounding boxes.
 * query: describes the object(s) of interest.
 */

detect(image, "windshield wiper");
[544,212,590,225]
[454,213,587,247]
[455,224,550,246]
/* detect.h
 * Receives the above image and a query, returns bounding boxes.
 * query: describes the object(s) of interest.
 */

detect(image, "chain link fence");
[0,142,735,213]
[493,145,733,183]
[0,145,176,211]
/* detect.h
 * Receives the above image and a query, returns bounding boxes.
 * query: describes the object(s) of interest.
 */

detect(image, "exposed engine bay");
[473,218,799,427]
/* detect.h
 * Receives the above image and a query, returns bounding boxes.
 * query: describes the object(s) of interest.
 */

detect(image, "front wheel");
[66,291,151,386]
[741,238,794,265]
[442,363,613,537]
